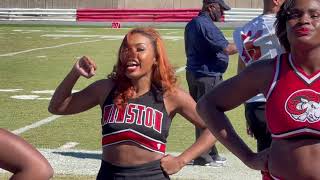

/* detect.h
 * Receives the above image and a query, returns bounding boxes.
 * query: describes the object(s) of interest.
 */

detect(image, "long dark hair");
[275,0,296,52]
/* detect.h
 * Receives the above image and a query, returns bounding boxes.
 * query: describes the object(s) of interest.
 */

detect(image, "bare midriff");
[102,141,164,166]
[269,138,320,179]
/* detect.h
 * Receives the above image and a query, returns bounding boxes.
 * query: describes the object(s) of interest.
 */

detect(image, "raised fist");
[74,56,97,78]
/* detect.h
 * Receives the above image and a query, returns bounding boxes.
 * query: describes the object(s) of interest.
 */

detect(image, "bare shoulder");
[243,57,277,93]
[88,78,114,92]
[163,86,195,114]
[164,87,193,107]
[91,78,114,88]
[245,58,276,74]
[163,86,189,103]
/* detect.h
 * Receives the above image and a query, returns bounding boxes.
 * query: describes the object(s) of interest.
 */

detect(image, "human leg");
[244,102,272,152]
[199,75,226,163]
[186,73,226,165]
[0,128,53,180]
[186,72,215,165]
[186,71,198,101]
[245,103,273,179]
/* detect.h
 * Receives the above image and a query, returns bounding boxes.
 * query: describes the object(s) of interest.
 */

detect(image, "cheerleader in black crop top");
[101,86,172,155]
[49,27,216,180]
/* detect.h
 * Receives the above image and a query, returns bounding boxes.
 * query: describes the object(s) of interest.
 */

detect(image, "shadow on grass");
[52,151,101,160]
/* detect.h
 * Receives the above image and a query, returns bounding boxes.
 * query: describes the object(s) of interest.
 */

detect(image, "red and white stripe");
[102,129,166,154]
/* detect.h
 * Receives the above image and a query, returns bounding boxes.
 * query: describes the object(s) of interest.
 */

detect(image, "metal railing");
[0,8,76,21]
[224,8,262,22]
[0,8,262,22]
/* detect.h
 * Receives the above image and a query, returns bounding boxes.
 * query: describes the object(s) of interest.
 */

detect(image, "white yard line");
[176,66,186,73]
[165,31,179,35]
[41,34,123,38]
[55,30,87,33]
[0,39,103,57]
[36,55,47,58]
[31,90,54,94]
[11,95,39,100]
[0,89,23,92]
[12,115,62,135]
[58,142,79,150]
[13,29,43,32]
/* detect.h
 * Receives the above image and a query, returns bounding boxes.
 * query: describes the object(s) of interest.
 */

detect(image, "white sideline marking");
[11,95,39,100]
[37,55,47,58]
[32,90,55,94]
[55,30,86,33]
[10,95,51,100]
[42,34,123,38]
[58,142,79,150]
[0,89,23,92]
[176,66,186,73]
[13,29,43,32]
[12,115,62,135]
[0,39,103,57]
[165,32,179,35]
[38,97,51,100]
[13,30,86,33]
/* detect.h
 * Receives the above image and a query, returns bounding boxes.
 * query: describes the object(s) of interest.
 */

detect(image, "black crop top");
[101,86,172,154]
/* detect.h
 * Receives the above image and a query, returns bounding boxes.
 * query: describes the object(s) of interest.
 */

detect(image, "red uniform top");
[266,53,320,139]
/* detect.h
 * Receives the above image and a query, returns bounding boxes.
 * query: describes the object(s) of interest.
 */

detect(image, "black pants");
[245,102,272,152]
[97,160,170,180]
[186,71,222,163]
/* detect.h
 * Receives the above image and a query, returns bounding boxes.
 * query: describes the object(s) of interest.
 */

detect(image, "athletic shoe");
[211,155,227,164]
[203,161,224,167]
[192,159,224,167]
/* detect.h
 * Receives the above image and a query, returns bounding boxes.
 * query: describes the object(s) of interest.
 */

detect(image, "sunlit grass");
[0,24,256,178]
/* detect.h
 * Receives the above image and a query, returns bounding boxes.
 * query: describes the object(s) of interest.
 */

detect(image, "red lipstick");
[294,27,311,36]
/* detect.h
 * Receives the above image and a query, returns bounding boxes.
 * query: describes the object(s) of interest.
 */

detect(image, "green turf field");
[0,24,255,178]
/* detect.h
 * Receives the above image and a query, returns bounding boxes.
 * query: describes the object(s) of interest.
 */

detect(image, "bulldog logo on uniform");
[285,89,320,123]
